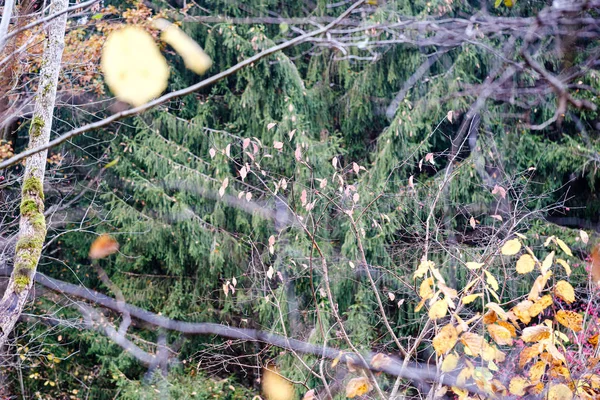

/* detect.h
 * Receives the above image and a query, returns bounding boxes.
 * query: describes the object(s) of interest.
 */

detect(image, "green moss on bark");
[22,176,45,201]
[20,199,39,216]
[30,116,45,137]
[14,275,31,292]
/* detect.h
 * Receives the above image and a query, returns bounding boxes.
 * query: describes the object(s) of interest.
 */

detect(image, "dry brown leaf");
[345,377,372,398]
[548,383,574,400]
[483,310,498,325]
[522,325,552,343]
[555,281,575,304]
[556,310,583,332]
[370,353,391,369]
[516,254,536,274]
[433,324,458,355]
[428,299,448,320]
[89,234,119,259]
[519,344,543,368]
[588,333,599,348]
[501,238,521,256]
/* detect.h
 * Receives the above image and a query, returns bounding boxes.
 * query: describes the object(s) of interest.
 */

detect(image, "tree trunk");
[0,0,67,346]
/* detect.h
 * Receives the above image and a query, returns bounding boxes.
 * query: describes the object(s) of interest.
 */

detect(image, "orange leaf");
[522,325,552,343]
[555,310,583,332]
[89,234,119,259]
[487,324,513,346]
[433,324,458,355]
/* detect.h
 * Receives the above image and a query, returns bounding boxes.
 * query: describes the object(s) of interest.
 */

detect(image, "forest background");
[0,0,600,399]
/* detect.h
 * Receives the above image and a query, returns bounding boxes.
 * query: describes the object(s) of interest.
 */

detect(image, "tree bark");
[0,0,67,346]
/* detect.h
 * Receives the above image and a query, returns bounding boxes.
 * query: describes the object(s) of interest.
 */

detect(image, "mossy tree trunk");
[0,0,67,346]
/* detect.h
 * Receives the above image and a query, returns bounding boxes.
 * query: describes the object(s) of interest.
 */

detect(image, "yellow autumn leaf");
[441,353,459,372]
[345,377,372,398]
[528,295,553,318]
[487,324,513,346]
[555,280,575,304]
[516,254,536,274]
[528,360,546,383]
[501,238,521,256]
[528,272,552,301]
[555,238,573,257]
[556,310,583,332]
[262,367,295,400]
[504,0,514,7]
[414,259,433,279]
[465,262,484,270]
[428,299,448,320]
[461,332,486,357]
[556,258,572,276]
[522,325,552,343]
[101,27,169,106]
[153,19,212,75]
[484,270,499,291]
[485,302,508,321]
[462,293,482,305]
[548,383,573,400]
[432,324,458,355]
[512,300,533,324]
[302,389,316,400]
[331,352,342,368]
[419,277,434,299]
[509,376,528,396]
[519,343,543,368]
[541,251,555,275]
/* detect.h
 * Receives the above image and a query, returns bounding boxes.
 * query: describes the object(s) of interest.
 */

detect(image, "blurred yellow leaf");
[548,383,573,400]
[516,254,536,274]
[484,270,499,291]
[441,353,459,372]
[556,258,572,276]
[522,325,552,343]
[433,324,458,355]
[262,367,294,400]
[555,281,575,304]
[419,277,434,299]
[512,299,533,324]
[556,310,583,332]
[462,293,482,305]
[89,234,119,259]
[519,343,543,368]
[101,27,169,106]
[487,324,513,346]
[501,239,521,256]
[345,377,372,398]
[302,389,316,400]
[509,376,528,396]
[428,299,448,320]
[414,259,433,279]
[153,19,212,75]
[466,262,484,270]
[485,302,508,320]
